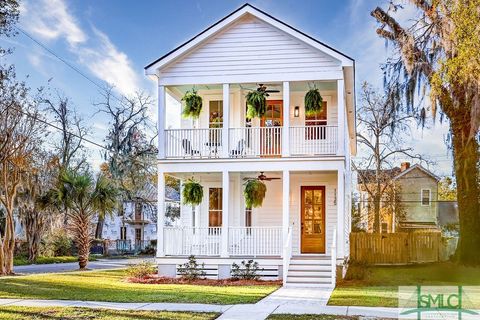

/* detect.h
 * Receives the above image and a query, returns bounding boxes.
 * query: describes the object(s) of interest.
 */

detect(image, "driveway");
[14,257,155,274]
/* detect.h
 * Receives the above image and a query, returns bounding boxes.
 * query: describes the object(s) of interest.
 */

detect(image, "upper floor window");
[209,188,222,228]
[305,101,327,140]
[421,189,431,206]
[134,202,142,220]
[209,101,223,128]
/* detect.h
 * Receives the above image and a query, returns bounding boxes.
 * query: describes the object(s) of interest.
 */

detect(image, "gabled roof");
[144,3,354,73]
[392,164,441,182]
[358,164,440,185]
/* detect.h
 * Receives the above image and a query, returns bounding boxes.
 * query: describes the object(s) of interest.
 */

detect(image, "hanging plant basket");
[182,178,203,206]
[245,88,268,119]
[304,87,323,117]
[243,179,267,208]
[182,89,203,119]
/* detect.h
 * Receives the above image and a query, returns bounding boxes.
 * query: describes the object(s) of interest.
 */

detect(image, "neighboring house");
[358,162,440,233]
[145,4,355,286]
[101,185,180,252]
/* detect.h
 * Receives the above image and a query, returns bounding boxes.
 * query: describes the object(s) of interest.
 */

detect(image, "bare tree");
[94,87,157,238]
[354,83,421,233]
[44,95,88,172]
[0,66,46,274]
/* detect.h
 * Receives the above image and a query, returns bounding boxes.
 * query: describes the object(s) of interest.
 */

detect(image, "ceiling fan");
[243,172,281,181]
[255,84,280,94]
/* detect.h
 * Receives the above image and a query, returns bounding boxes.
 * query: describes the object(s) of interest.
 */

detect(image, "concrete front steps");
[285,255,334,287]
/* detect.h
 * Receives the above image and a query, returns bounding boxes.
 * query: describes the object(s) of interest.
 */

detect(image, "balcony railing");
[163,226,282,256]
[164,125,337,159]
[289,125,338,155]
[229,127,282,157]
[165,128,223,158]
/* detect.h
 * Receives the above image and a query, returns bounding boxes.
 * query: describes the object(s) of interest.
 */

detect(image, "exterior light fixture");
[294,106,300,117]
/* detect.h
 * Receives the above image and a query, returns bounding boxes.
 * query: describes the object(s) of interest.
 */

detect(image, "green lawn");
[329,262,480,307]
[0,307,218,320]
[14,255,97,266]
[0,269,279,304]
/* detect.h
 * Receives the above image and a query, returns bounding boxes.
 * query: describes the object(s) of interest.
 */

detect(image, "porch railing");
[164,227,222,256]
[228,226,282,256]
[289,125,338,155]
[163,226,282,256]
[229,127,282,157]
[165,128,222,158]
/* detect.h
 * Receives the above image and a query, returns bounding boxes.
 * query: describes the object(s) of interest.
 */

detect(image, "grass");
[0,269,279,304]
[0,307,218,320]
[329,262,480,307]
[14,255,97,266]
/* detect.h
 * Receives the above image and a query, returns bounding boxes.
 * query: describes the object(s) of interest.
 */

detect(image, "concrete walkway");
[0,286,405,319]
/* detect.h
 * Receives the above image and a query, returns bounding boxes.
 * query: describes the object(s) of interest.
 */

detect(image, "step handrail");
[282,226,293,285]
[331,229,337,286]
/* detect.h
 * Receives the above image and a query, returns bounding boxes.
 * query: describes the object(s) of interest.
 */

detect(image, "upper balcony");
[158,81,349,161]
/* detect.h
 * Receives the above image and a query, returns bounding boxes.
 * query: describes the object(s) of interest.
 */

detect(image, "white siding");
[160,15,341,81]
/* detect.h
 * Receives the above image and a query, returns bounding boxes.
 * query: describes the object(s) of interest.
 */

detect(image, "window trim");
[421,188,431,206]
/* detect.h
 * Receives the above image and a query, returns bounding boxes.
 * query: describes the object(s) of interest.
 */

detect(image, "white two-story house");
[145,4,356,287]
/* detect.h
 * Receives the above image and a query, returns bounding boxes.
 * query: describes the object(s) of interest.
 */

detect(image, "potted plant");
[182,178,203,206]
[182,89,203,119]
[243,179,267,208]
[245,86,268,119]
[304,87,323,117]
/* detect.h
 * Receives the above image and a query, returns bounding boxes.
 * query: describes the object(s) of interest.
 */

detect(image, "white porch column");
[158,85,166,159]
[337,79,345,156]
[282,170,290,254]
[156,169,165,257]
[222,84,230,158]
[282,82,290,157]
[221,170,230,257]
[336,167,345,260]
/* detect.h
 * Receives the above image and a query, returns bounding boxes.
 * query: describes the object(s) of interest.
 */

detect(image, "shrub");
[50,230,73,256]
[177,255,206,280]
[231,260,263,280]
[126,261,157,279]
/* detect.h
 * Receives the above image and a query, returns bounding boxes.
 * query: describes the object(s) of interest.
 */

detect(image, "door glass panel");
[305,205,313,219]
[313,205,322,219]
[313,223,321,234]
[305,221,313,234]
[305,190,312,204]
[313,190,322,204]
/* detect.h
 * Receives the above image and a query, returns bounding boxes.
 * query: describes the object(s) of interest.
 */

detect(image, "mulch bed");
[127,275,282,286]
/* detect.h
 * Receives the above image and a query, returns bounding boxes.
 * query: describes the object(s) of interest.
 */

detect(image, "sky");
[0,0,454,176]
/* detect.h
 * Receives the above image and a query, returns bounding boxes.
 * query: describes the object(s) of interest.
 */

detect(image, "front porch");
[157,168,347,286]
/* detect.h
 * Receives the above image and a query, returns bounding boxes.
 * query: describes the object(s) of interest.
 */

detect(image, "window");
[209,101,223,128]
[245,208,252,235]
[134,202,142,220]
[209,188,222,228]
[135,228,142,241]
[421,189,431,206]
[120,226,127,240]
[305,101,327,140]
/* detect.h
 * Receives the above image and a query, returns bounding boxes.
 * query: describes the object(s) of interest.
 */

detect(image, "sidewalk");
[0,290,402,319]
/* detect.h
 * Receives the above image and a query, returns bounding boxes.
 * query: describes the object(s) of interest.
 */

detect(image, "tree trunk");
[451,120,480,265]
[373,195,381,233]
[72,213,92,270]
[3,202,15,274]
[24,212,43,263]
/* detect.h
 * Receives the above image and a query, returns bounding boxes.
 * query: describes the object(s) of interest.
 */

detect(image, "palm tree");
[44,170,118,269]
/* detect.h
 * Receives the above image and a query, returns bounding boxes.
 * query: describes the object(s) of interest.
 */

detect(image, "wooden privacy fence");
[350,232,442,265]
